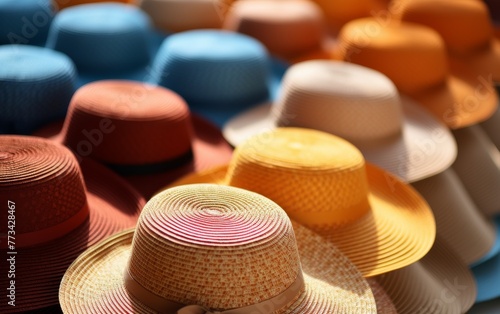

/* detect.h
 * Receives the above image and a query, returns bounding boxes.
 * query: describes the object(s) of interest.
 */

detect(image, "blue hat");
[150,30,287,127]
[472,216,500,303]
[45,3,164,85]
[0,45,77,134]
[0,0,55,46]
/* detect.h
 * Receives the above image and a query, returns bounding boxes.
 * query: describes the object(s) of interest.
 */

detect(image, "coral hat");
[334,18,498,129]
[0,136,144,313]
[224,60,457,183]
[60,184,378,313]
[223,0,336,63]
[166,128,436,277]
[54,0,134,10]
[34,80,233,199]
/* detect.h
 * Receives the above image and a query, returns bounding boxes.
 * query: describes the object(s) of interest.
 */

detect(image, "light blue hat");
[0,45,77,134]
[150,30,287,127]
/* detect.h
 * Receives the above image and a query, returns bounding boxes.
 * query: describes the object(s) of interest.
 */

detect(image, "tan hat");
[224,60,457,183]
[334,18,498,129]
[164,128,436,277]
[223,0,336,63]
[375,236,477,314]
[138,0,234,32]
[451,125,500,216]
[367,279,398,314]
[60,184,378,313]
[411,168,497,265]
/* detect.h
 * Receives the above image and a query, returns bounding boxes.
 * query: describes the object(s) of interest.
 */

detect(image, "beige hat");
[451,125,500,216]
[411,168,497,265]
[60,184,378,313]
[224,60,457,183]
[375,236,477,314]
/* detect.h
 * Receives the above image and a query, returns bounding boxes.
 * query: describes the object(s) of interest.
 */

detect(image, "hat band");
[1,202,89,249]
[124,268,305,313]
[106,149,194,176]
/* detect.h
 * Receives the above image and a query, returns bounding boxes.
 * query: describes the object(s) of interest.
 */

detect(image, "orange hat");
[334,18,498,129]
[54,0,134,10]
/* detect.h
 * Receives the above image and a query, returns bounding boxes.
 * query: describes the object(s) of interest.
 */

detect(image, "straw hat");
[451,125,500,217]
[224,60,456,183]
[375,235,477,314]
[0,45,77,135]
[46,3,162,86]
[222,0,336,63]
[366,279,398,314]
[480,107,500,151]
[60,184,378,313]
[54,0,134,10]
[149,29,287,127]
[0,135,145,313]
[0,0,54,46]
[139,0,234,32]
[165,128,436,277]
[411,168,497,265]
[34,80,233,199]
[334,18,498,129]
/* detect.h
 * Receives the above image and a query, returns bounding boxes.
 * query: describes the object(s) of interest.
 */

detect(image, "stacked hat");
[53,0,134,10]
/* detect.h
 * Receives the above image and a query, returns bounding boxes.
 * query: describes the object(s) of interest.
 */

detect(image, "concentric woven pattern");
[151,30,270,110]
[60,184,378,313]
[452,125,500,216]
[223,0,324,57]
[46,3,151,72]
[0,136,87,236]
[366,279,398,314]
[62,81,193,165]
[412,168,496,265]
[0,45,76,134]
[274,60,403,143]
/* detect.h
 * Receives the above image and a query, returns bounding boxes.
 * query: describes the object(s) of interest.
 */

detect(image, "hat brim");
[472,217,500,302]
[163,163,436,277]
[33,114,233,199]
[480,106,500,151]
[0,158,145,313]
[223,95,457,183]
[376,236,477,313]
[59,224,379,313]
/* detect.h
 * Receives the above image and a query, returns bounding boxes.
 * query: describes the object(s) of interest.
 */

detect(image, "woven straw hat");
[0,0,54,46]
[224,60,456,183]
[375,235,477,314]
[0,45,76,134]
[46,3,162,86]
[480,107,500,151]
[222,0,336,63]
[54,0,134,10]
[164,128,436,277]
[139,0,234,33]
[412,168,497,265]
[366,279,398,314]
[0,135,144,313]
[333,18,498,129]
[34,80,233,199]
[149,29,286,127]
[60,184,378,313]
[451,125,500,217]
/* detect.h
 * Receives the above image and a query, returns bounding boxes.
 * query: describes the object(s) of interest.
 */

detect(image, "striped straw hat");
[59,184,378,313]
[163,127,436,277]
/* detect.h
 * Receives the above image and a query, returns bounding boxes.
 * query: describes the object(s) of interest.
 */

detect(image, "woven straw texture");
[452,125,500,216]
[167,128,436,277]
[60,184,377,313]
[376,236,477,314]
[335,18,498,129]
[0,136,144,313]
[54,0,134,10]
[0,45,76,134]
[366,279,398,314]
[46,3,152,73]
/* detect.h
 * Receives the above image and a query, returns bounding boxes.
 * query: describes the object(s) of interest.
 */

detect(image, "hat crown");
[0,136,88,246]
[127,184,301,310]
[399,0,493,55]
[62,81,193,166]
[226,128,371,229]
[275,61,403,143]
[151,30,270,111]
[338,18,448,94]
[224,0,324,56]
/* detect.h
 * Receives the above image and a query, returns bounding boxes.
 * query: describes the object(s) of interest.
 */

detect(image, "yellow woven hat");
[60,184,378,313]
[164,128,436,277]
